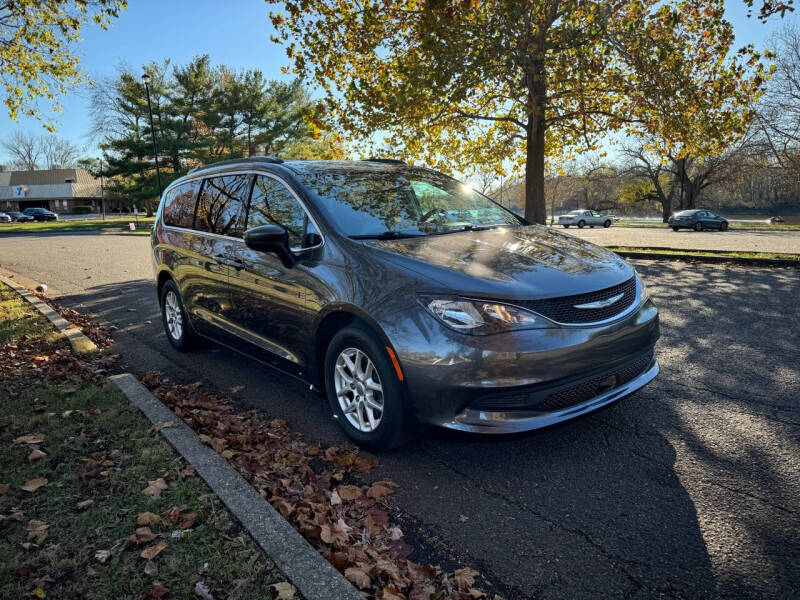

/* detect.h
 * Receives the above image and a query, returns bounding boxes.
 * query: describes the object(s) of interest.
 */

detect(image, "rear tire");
[577,220,586,229]
[672,227,680,232]
[160,280,198,351]
[324,325,409,451]
[563,224,570,228]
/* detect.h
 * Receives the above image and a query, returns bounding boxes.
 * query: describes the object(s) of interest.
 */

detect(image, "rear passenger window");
[163,180,200,228]
[248,176,308,249]
[194,175,251,237]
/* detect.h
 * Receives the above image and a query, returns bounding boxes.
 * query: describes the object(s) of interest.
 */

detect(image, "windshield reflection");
[298,167,522,238]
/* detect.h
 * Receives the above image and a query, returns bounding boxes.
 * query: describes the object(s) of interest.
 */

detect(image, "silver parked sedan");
[558,209,613,229]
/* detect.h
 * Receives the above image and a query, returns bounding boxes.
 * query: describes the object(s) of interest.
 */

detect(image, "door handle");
[214,254,245,270]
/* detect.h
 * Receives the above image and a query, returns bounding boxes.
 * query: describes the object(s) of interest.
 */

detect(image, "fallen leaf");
[178,510,198,530]
[21,477,47,492]
[229,385,245,394]
[454,567,480,591]
[77,499,94,510]
[31,587,45,599]
[143,478,168,498]
[152,580,169,599]
[26,520,48,544]
[144,560,158,577]
[14,433,44,445]
[137,512,163,526]
[0,483,9,495]
[337,484,362,501]
[270,582,296,599]
[330,489,342,505]
[366,481,395,499]
[194,581,213,600]
[344,567,371,589]
[160,506,181,525]
[129,527,156,543]
[153,421,176,431]
[94,549,112,563]
[380,585,403,600]
[140,540,167,560]
[178,465,196,479]
[28,449,47,462]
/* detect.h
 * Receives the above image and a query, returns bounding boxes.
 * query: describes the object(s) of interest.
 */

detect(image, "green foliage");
[0,0,126,130]
[72,205,93,214]
[91,56,327,213]
[270,0,770,224]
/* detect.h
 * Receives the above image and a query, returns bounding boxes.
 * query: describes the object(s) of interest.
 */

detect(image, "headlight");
[635,271,650,303]
[421,296,552,334]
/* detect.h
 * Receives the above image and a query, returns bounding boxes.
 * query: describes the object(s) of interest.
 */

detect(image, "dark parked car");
[22,207,58,222]
[5,211,34,222]
[152,158,660,449]
[0,212,11,223]
[668,209,728,231]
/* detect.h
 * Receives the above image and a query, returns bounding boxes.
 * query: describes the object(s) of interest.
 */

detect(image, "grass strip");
[0,283,293,600]
[1,217,155,234]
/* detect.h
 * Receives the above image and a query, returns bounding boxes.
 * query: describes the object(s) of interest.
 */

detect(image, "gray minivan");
[152,157,659,449]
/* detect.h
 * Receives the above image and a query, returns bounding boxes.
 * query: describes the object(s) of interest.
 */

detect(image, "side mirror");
[243,224,295,267]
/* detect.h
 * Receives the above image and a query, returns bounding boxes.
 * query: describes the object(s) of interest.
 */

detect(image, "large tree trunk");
[524,60,547,225]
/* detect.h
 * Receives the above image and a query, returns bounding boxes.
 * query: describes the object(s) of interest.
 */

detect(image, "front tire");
[720,222,728,231]
[694,222,703,232]
[577,220,586,229]
[672,227,680,232]
[160,280,198,351]
[324,325,408,450]
[603,220,612,228]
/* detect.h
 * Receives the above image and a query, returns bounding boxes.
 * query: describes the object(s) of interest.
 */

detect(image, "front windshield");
[298,167,522,237]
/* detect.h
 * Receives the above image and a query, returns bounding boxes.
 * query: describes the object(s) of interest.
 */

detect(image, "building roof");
[8,168,97,186]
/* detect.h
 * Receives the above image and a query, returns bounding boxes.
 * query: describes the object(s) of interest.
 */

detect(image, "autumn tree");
[270,0,770,224]
[0,0,126,129]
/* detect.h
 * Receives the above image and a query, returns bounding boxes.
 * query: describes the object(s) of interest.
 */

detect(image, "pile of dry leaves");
[34,293,114,348]
[142,374,500,600]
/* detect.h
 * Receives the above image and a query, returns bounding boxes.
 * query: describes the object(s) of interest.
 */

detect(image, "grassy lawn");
[0,217,155,234]
[609,246,800,261]
[0,284,293,600]
[612,220,800,231]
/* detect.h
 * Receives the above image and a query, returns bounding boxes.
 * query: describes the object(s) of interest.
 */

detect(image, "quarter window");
[248,176,310,249]
[163,180,201,228]
[194,175,250,237]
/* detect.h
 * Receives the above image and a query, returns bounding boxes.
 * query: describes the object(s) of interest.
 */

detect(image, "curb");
[611,250,800,268]
[109,373,361,600]
[0,273,98,354]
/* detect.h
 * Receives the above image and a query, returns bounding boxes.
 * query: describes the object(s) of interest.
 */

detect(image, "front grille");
[514,277,637,324]
[469,351,654,412]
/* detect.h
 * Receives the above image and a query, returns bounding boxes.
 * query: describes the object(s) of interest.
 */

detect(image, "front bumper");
[385,298,660,433]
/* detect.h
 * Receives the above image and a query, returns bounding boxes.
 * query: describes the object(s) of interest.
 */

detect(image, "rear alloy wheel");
[325,325,408,450]
[160,280,198,351]
[577,220,586,229]
[694,222,703,232]
[603,220,612,228]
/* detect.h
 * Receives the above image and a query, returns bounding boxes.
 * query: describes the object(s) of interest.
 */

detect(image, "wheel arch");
[156,268,174,304]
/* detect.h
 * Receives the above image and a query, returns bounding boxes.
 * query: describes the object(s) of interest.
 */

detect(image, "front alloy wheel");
[325,325,408,450]
[334,347,384,433]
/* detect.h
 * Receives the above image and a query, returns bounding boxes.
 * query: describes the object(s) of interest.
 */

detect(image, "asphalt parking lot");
[559,225,800,254]
[1,232,798,598]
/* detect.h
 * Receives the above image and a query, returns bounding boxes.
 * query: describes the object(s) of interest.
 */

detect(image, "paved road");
[1,232,798,598]
[557,225,800,254]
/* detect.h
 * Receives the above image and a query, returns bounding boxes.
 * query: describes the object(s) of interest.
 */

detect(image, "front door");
[227,173,322,377]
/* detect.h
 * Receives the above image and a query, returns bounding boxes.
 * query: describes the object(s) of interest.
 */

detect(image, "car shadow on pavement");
[56,266,800,598]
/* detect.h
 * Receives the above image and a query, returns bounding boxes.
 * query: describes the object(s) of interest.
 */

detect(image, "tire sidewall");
[604,220,611,228]
[324,325,406,450]
[578,220,585,228]
[160,280,191,350]
[694,222,703,231]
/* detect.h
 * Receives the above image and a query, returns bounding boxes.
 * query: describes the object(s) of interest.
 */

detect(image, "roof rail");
[363,158,406,165]
[187,156,283,174]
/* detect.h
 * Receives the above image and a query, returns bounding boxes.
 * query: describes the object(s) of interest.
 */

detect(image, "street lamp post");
[141,73,163,200]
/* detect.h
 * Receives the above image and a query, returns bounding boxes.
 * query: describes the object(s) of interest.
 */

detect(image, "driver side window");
[248,176,311,250]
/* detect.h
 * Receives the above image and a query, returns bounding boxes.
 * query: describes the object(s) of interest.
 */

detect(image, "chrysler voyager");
[151,157,659,449]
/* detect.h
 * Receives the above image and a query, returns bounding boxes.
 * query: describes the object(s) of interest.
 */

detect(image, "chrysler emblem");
[574,292,624,310]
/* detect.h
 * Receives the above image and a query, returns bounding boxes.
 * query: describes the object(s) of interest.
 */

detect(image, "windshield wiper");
[429,224,504,236]
[349,231,426,240]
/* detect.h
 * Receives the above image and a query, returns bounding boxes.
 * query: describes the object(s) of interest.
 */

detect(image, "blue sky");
[0,0,796,165]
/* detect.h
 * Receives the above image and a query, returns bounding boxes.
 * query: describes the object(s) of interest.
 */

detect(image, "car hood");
[366,225,633,299]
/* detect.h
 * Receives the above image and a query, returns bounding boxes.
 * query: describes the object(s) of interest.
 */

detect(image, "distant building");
[0,168,102,214]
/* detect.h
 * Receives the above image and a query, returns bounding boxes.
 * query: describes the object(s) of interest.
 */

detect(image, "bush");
[72,205,93,214]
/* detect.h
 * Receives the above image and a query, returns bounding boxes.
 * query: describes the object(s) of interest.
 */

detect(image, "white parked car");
[558,210,613,229]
